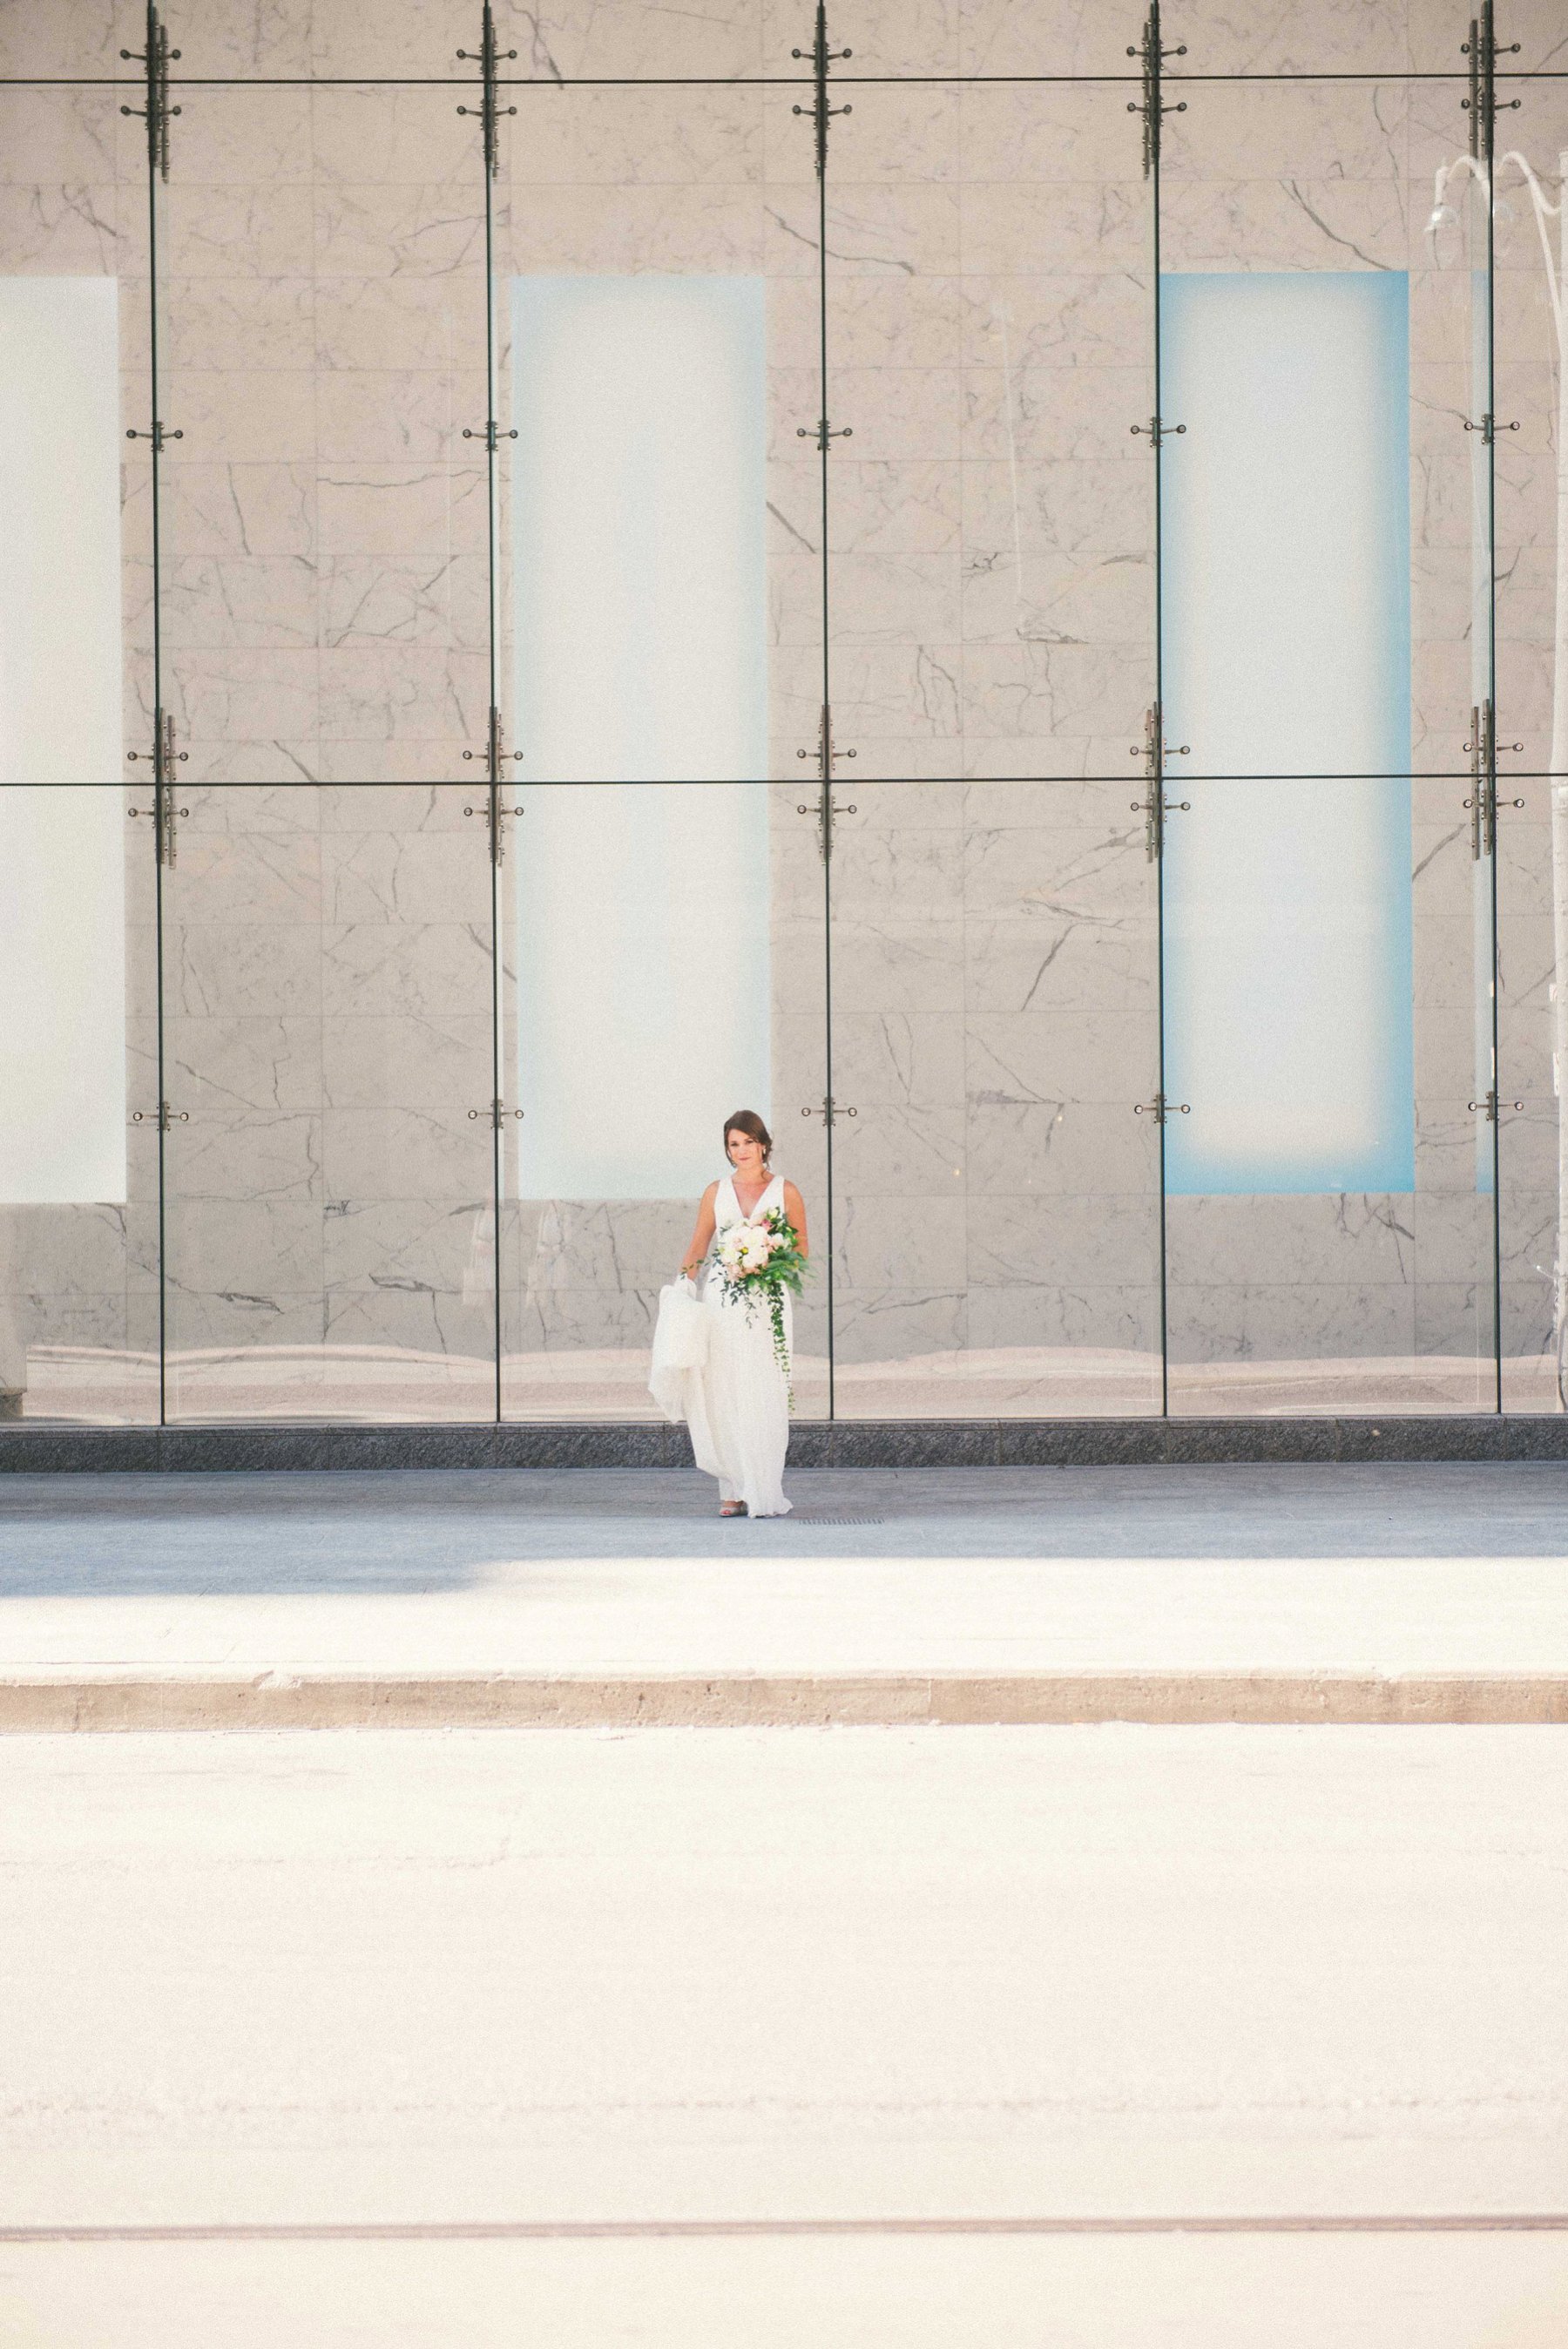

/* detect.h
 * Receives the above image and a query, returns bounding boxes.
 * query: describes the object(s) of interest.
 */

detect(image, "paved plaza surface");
[3,1466,1565,2339]
[5,1461,1568,1591]
[2,1723,1565,2345]
[0,1465,1566,1716]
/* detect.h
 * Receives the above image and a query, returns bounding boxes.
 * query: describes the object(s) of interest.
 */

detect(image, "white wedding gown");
[686,1172,793,1518]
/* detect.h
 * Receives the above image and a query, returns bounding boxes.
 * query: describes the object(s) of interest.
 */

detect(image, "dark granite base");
[1,1415,1565,1472]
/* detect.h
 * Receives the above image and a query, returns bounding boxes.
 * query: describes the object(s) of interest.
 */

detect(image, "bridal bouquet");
[713,1206,810,1392]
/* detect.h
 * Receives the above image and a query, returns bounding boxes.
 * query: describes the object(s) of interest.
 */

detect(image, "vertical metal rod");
[812,10,838,1419]
[145,15,169,1429]
[1148,3,1172,1419]
[1481,1,1504,1414]
[481,13,504,1428]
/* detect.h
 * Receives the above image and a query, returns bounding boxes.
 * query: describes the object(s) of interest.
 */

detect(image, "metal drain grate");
[785,1515,886,1526]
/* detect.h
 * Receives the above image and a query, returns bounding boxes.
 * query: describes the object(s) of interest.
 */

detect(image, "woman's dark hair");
[723,1110,773,1166]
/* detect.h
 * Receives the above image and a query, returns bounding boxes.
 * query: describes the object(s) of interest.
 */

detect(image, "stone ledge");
[1,1415,1566,1472]
[4,1672,1566,1731]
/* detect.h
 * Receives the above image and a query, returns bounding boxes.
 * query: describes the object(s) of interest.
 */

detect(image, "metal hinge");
[797,416,853,452]
[1131,416,1185,448]
[1463,413,1519,443]
[125,420,182,452]
[456,2,518,177]
[463,795,524,865]
[1462,4,1521,162]
[463,707,525,863]
[792,0,851,177]
[798,703,855,861]
[120,3,180,179]
[1126,2,1186,178]
[1135,1093,1190,1123]
[127,712,189,865]
[802,1098,856,1128]
[1469,1088,1522,1122]
[469,1100,524,1129]
[1130,703,1189,861]
[131,1103,187,1132]
[1463,700,1524,857]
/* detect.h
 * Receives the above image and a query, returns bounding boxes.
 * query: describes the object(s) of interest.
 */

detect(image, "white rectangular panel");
[510,278,770,1199]
[510,275,767,784]
[515,781,771,1201]
[0,279,125,1204]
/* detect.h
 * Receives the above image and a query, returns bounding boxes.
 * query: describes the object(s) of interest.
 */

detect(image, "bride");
[678,1111,808,1519]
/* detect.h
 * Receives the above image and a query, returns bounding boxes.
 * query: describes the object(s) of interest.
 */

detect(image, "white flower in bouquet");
[712,1203,812,1405]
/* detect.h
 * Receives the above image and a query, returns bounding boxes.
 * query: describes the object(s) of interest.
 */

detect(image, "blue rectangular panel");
[1159,272,1415,1195]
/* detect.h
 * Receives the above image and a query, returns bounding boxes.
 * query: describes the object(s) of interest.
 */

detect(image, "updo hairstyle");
[723,1109,773,1167]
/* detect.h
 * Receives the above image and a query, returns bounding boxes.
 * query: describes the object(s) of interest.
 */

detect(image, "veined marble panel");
[966,1276,1161,1354]
[822,0,962,78]
[166,1110,324,1204]
[829,1284,968,1367]
[165,819,322,923]
[159,465,315,560]
[310,87,476,188]
[810,1010,968,1112]
[1159,178,1409,276]
[163,1016,323,1115]
[167,922,323,1020]
[968,1099,1157,1197]
[511,1201,693,1296]
[325,1195,498,1296]
[1166,1273,1421,1366]
[322,1283,495,1366]
[967,1192,1161,1288]
[165,1197,324,1297]
[504,87,764,187]
[321,923,493,1022]
[966,1009,1156,1109]
[322,1107,491,1202]
[833,1189,968,1290]
[957,0,1152,77]
[321,1015,493,1113]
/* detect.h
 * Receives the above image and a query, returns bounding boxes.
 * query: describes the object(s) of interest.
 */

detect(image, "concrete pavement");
[1,1723,1564,2342]
[2,1465,1567,1724]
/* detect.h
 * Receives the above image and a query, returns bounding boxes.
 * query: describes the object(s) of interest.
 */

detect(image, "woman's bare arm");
[681,1182,719,1278]
[782,1181,809,1261]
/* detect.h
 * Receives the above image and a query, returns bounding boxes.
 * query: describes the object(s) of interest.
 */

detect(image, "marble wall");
[0,0,1562,1421]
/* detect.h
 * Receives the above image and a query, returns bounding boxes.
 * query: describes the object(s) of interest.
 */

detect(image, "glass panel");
[1161,78,1487,779]
[172,0,438,78]
[0,788,159,1425]
[1492,72,1565,1414]
[818,80,1156,783]
[159,784,499,1421]
[498,780,828,1420]
[954,4,1145,78]
[1497,769,1558,1408]
[494,85,810,788]
[1163,775,1497,1414]
[1492,73,1565,777]
[490,85,829,1421]
[1179,3,1487,77]
[489,3,776,80]
[828,776,1163,1417]
[0,88,157,1423]
[153,85,490,784]
[0,1,142,74]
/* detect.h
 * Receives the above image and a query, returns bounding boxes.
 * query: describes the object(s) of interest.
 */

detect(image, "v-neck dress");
[685,1172,793,1518]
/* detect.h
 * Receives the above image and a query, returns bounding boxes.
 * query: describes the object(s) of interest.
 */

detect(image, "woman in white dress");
[679,1111,808,1519]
